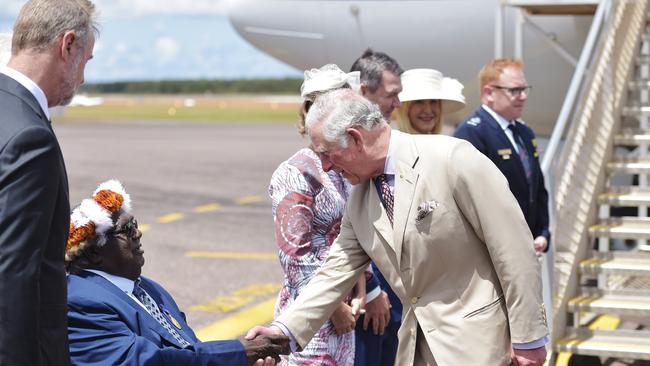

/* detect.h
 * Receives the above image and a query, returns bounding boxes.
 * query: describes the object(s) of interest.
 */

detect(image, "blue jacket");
[454,107,551,243]
[67,270,247,366]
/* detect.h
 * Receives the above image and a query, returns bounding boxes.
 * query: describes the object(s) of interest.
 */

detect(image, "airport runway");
[55,120,306,340]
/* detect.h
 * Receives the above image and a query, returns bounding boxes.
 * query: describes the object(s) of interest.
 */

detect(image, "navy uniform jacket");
[67,270,247,366]
[454,107,550,243]
[0,73,70,365]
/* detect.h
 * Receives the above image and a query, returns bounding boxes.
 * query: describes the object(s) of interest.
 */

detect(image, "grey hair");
[305,89,386,147]
[12,0,99,54]
[0,33,11,66]
[350,48,403,93]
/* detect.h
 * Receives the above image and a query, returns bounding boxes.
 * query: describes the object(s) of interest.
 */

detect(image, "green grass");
[56,104,298,124]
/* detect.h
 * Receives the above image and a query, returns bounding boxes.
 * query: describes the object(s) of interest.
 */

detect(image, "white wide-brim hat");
[398,68,466,114]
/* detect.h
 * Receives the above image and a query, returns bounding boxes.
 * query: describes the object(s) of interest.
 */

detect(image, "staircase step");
[623,106,650,118]
[629,79,650,90]
[556,328,650,360]
[607,158,650,174]
[614,130,650,146]
[568,290,650,317]
[580,251,650,276]
[637,55,650,65]
[590,217,650,240]
[599,187,650,206]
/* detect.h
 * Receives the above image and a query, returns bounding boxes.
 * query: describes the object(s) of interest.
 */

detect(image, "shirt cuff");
[365,286,382,303]
[271,321,299,352]
[512,335,549,349]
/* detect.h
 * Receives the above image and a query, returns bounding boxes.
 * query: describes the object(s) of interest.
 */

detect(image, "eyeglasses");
[491,85,532,98]
[109,218,139,240]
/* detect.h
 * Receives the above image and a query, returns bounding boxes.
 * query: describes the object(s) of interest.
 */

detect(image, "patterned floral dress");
[269,148,354,365]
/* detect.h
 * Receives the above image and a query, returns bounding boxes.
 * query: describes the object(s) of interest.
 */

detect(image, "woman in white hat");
[394,68,466,134]
[269,64,367,365]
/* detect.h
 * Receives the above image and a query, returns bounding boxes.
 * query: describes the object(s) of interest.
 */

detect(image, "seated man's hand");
[330,302,356,335]
[363,291,390,335]
[241,333,290,366]
[252,356,278,366]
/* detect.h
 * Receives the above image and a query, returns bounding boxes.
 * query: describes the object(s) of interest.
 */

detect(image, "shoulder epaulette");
[467,117,481,126]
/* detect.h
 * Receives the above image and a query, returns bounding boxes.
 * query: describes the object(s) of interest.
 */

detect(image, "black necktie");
[508,124,534,197]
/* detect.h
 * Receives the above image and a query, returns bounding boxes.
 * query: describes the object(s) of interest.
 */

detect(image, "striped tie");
[377,174,394,226]
[133,280,191,348]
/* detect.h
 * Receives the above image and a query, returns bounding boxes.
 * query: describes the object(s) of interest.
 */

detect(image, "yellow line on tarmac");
[194,203,222,213]
[158,213,184,224]
[196,298,276,341]
[185,251,277,260]
[236,195,263,205]
[139,224,151,233]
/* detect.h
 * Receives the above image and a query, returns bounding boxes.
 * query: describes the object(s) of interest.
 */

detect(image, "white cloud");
[94,0,228,17]
[0,0,24,16]
[154,37,180,65]
[1,0,228,18]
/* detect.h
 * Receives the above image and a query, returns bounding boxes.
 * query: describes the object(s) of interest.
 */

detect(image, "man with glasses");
[65,180,289,366]
[455,58,550,256]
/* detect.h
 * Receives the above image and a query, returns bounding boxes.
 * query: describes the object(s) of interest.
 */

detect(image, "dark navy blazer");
[454,107,550,244]
[0,73,70,365]
[67,271,247,366]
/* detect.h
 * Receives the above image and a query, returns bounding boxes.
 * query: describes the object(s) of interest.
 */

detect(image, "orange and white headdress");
[65,180,132,265]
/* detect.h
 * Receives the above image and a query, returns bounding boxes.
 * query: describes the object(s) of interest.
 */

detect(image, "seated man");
[65,180,288,366]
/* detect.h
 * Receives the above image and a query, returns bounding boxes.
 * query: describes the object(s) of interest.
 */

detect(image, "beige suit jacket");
[276,132,548,366]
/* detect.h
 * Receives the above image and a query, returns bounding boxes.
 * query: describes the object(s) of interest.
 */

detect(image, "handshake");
[242,333,290,366]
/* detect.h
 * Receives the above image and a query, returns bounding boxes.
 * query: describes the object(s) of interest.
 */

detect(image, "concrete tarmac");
[56,120,306,335]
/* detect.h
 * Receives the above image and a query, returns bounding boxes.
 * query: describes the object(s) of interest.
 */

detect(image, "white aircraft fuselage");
[228,0,594,135]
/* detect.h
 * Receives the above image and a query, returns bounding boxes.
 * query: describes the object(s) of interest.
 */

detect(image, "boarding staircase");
[544,0,650,364]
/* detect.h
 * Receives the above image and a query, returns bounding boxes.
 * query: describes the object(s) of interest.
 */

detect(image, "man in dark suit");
[454,58,550,255]
[0,1,99,365]
[66,180,288,366]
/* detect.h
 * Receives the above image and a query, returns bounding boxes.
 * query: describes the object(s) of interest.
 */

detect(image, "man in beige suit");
[247,89,549,366]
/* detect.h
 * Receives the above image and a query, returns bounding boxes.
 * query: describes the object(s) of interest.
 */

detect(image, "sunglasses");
[109,218,139,240]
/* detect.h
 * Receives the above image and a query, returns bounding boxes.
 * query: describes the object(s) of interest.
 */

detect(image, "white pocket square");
[416,200,439,222]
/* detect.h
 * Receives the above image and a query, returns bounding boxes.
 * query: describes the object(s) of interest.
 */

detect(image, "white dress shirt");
[481,104,521,153]
[84,269,149,313]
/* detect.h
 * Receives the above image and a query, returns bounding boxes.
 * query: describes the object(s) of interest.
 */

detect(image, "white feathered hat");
[65,180,132,265]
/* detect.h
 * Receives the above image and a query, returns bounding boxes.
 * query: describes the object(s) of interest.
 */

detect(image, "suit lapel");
[393,134,420,267]
[0,73,49,121]
[80,271,187,348]
[369,182,395,254]
[480,108,528,179]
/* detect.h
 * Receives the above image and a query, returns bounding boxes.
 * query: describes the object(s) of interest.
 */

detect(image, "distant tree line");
[80,78,303,94]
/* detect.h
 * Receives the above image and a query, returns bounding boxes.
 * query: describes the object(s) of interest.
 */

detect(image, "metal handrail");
[538,0,612,338]
[541,0,610,175]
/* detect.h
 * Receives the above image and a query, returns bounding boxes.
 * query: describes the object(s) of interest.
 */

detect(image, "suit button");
[411,297,418,304]
[411,328,416,336]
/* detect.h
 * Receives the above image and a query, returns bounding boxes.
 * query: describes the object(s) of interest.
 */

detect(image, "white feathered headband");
[65,180,132,265]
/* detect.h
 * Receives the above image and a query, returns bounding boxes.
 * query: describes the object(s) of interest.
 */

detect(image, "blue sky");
[0,0,302,82]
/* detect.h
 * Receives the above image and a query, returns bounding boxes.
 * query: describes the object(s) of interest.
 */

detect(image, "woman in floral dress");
[269,64,366,366]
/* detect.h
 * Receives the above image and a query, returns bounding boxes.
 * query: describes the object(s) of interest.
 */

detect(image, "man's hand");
[330,302,357,335]
[245,325,284,340]
[252,356,278,366]
[363,291,390,335]
[534,236,548,255]
[241,333,290,366]
[511,346,547,366]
